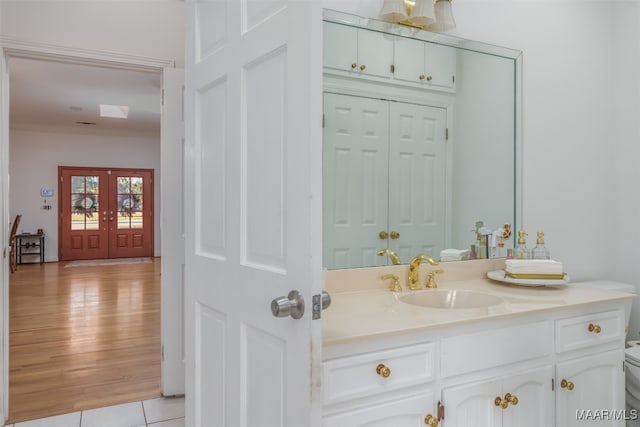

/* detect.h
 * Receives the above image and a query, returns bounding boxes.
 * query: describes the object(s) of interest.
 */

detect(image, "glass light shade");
[408,0,435,28]
[379,0,408,23]
[431,0,456,32]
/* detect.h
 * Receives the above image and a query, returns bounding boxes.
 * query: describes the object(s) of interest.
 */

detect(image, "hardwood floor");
[8,259,161,424]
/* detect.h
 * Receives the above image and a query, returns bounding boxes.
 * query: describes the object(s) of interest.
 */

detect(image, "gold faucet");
[377,248,401,265]
[381,274,402,292]
[408,253,439,290]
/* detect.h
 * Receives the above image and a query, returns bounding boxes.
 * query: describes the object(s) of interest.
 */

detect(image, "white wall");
[10,129,161,261]
[0,0,184,67]
[324,0,640,335]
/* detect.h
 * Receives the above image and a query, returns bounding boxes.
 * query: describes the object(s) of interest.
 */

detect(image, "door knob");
[561,379,574,391]
[588,323,602,333]
[379,231,389,240]
[271,290,305,319]
[424,414,439,426]
[390,231,400,240]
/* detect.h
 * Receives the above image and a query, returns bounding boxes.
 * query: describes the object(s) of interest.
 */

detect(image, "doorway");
[59,166,154,261]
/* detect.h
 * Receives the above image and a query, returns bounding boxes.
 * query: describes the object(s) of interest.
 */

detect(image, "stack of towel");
[440,248,470,262]
[505,259,564,279]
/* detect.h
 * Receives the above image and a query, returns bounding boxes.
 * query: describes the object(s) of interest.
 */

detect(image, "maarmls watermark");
[576,409,639,421]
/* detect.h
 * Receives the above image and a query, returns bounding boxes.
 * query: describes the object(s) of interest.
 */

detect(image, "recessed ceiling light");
[99,104,130,119]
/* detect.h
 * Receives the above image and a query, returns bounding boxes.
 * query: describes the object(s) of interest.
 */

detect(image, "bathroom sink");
[399,289,505,310]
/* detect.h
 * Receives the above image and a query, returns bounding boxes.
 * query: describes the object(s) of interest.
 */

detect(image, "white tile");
[148,419,185,427]
[143,397,184,424]
[15,412,81,427]
[80,402,145,427]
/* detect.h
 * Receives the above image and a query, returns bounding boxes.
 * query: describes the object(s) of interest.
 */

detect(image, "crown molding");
[0,36,175,71]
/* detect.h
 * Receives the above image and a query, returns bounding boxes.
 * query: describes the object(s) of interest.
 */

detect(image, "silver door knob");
[271,290,305,319]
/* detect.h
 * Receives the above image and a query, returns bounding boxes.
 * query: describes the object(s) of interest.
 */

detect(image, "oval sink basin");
[399,289,504,310]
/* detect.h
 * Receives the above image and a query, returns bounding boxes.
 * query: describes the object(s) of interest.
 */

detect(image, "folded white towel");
[505,259,563,275]
[440,248,470,262]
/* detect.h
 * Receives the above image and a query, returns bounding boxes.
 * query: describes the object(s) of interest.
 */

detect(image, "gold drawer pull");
[419,74,426,81]
[351,63,358,69]
[424,414,439,426]
[504,393,518,405]
[376,363,391,378]
[561,379,575,391]
[588,323,602,333]
[426,75,433,81]
[360,64,366,71]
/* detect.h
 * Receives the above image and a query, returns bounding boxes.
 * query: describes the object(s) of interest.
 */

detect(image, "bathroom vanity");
[322,261,634,427]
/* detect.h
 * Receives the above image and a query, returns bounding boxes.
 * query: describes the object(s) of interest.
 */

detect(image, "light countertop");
[323,274,636,347]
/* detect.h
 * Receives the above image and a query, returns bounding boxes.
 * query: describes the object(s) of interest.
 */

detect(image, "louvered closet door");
[323,93,389,269]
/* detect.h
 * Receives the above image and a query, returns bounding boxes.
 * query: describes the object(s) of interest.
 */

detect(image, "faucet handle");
[381,274,402,292]
[426,269,444,288]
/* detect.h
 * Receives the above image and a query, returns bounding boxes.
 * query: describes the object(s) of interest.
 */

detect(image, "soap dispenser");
[532,231,550,260]
[515,230,531,259]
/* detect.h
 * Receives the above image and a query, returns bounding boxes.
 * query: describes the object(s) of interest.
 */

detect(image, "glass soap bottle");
[515,230,531,259]
[532,231,551,259]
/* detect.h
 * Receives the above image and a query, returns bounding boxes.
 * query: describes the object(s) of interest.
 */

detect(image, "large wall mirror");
[322,9,522,270]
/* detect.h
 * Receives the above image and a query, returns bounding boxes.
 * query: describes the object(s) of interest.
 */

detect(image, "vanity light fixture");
[379,0,455,32]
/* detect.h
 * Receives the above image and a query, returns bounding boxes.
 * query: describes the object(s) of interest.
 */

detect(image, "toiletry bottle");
[515,230,530,259]
[506,248,514,260]
[532,231,550,260]
[469,244,477,260]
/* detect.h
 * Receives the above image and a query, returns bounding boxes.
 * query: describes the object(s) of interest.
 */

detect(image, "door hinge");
[161,344,164,361]
[445,128,449,140]
[161,89,165,106]
[437,401,444,421]
[390,64,395,73]
[452,75,455,84]
[552,378,555,391]
[322,114,325,129]
[3,248,5,259]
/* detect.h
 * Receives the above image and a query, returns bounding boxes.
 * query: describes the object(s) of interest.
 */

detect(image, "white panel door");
[323,93,389,269]
[388,102,447,263]
[502,366,554,427]
[160,67,185,396]
[442,378,502,427]
[184,1,322,427]
[0,47,8,422]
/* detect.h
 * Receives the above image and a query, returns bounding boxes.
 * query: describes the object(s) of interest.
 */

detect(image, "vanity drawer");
[555,309,624,353]
[440,321,553,378]
[323,343,434,406]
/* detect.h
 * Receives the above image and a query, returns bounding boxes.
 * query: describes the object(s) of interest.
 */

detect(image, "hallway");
[8,259,161,423]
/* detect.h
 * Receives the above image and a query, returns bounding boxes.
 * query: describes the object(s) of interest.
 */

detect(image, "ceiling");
[9,57,162,136]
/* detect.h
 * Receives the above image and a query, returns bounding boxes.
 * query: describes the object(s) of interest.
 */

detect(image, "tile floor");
[3,397,184,427]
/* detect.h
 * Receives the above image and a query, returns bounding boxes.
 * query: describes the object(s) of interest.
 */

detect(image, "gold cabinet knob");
[494,396,508,409]
[379,231,389,240]
[390,231,400,240]
[360,64,366,71]
[376,363,391,378]
[419,74,426,81]
[424,414,439,426]
[588,323,602,333]
[351,63,358,69]
[561,379,575,391]
[426,75,433,81]
[504,393,518,406]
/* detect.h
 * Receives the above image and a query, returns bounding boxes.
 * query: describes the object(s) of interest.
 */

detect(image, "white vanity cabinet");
[393,36,456,91]
[322,298,630,427]
[323,21,394,80]
[441,366,554,427]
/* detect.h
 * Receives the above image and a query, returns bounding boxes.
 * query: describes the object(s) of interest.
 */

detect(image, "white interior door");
[388,102,447,263]
[161,67,185,396]
[184,1,322,426]
[323,93,389,269]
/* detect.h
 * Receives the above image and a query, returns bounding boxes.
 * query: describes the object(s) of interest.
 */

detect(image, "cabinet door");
[502,366,554,427]
[393,36,425,83]
[442,378,502,427]
[424,42,456,90]
[388,103,447,263]
[357,29,393,79]
[556,350,625,427]
[323,21,358,74]
[323,93,390,269]
[323,391,436,427]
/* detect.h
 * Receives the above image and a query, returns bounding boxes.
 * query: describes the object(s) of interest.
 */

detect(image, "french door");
[59,166,154,261]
